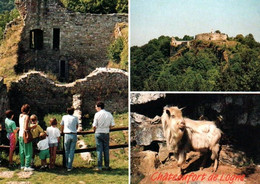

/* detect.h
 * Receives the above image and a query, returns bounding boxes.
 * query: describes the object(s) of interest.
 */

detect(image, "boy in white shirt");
[37,132,49,169]
[46,118,60,169]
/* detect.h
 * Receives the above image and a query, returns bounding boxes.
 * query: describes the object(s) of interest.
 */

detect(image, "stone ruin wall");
[8,68,128,127]
[195,33,227,41]
[0,78,10,130]
[15,0,128,81]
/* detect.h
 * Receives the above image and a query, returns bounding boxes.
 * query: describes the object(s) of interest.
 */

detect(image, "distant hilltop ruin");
[171,32,228,47]
[14,0,128,82]
[170,32,228,55]
[195,32,228,41]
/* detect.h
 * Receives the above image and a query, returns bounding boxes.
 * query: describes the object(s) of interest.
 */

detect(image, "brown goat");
[161,106,222,174]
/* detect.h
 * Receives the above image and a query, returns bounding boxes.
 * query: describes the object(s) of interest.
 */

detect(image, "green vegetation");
[0,15,23,88]
[0,151,128,184]
[175,35,194,41]
[131,34,260,91]
[108,37,124,63]
[0,8,19,43]
[107,23,128,71]
[0,0,18,41]
[60,0,128,13]
[0,0,14,13]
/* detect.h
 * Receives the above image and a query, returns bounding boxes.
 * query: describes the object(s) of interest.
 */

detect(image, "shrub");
[107,37,124,64]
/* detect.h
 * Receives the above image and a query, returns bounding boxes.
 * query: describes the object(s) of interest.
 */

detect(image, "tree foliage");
[0,8,19,42]
[131,34,260,91]
[0,0,14,13]
[61,0,128,13]
[108,37,124,63]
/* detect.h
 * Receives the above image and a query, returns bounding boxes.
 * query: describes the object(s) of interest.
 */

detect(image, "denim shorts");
[49,143,58,147]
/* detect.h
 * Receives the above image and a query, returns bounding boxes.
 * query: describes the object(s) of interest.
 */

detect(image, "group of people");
[4,101,115,172]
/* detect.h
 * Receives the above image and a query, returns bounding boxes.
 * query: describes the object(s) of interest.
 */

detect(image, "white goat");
[161,106,222,174]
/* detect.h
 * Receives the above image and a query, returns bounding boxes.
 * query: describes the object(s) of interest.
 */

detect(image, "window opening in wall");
[59,60,66,79]
[53,28,60,50]
[30,29,43,50]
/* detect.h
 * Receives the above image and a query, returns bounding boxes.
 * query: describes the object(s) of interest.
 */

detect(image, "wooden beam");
[68,126,128,135]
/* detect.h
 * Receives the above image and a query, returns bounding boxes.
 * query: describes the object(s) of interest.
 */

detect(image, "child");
[46,118,60,169]
[30,114,44,167]
[5,110,19,167]
[37,132,50,169]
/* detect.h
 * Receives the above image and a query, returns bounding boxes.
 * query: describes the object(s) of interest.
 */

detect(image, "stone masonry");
[0,78,9,125]
[8,68,128,126]
[0,77,9,144]
[14,0,128,81]
[195,32,227,41]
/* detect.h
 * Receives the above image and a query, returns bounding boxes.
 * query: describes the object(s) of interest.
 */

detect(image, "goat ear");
[166,109,171,117]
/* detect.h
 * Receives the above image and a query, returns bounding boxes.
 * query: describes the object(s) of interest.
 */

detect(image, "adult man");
[93,102,115,171]
[61,107,79,172]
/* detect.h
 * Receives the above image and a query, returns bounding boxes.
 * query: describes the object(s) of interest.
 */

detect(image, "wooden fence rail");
[0,127,129,167]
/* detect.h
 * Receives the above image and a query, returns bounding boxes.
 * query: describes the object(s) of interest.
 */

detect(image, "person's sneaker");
[20,166,25,170]
[24,167,34,171]
[67,168,72,172]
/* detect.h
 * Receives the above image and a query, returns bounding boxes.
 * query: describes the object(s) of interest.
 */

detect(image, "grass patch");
[0,151,128,183]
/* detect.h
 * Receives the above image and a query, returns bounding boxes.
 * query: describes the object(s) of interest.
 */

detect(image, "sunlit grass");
[0,17,23,88]
[0,149,128,183]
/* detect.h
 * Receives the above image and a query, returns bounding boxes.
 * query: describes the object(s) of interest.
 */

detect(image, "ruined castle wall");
[8,68,128,125]
[0,77,9,128]
[195,33,227,41]
[73,68,128,115]
[8,72,72,120]
[16,0,128,81]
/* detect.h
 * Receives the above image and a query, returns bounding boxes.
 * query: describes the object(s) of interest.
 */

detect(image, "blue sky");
[130,0,260,46]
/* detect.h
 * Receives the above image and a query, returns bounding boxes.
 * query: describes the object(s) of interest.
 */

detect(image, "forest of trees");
[0,0,19,42]
[0,0,14,13]
[60,0,128,13]
[131,34,260,91]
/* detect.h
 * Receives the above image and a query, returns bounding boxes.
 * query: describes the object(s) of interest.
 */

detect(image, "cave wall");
[131,93,260,164]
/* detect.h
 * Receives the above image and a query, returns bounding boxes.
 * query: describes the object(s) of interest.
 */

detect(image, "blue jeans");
[95,133,109,169]
[64,134,77,169]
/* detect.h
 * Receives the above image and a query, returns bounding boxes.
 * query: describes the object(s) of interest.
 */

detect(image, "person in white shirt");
[46,118,60,169]
[61,107,79,172]
[37,132,50,169]
[93,102,115,171]
[18,104,36,171]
